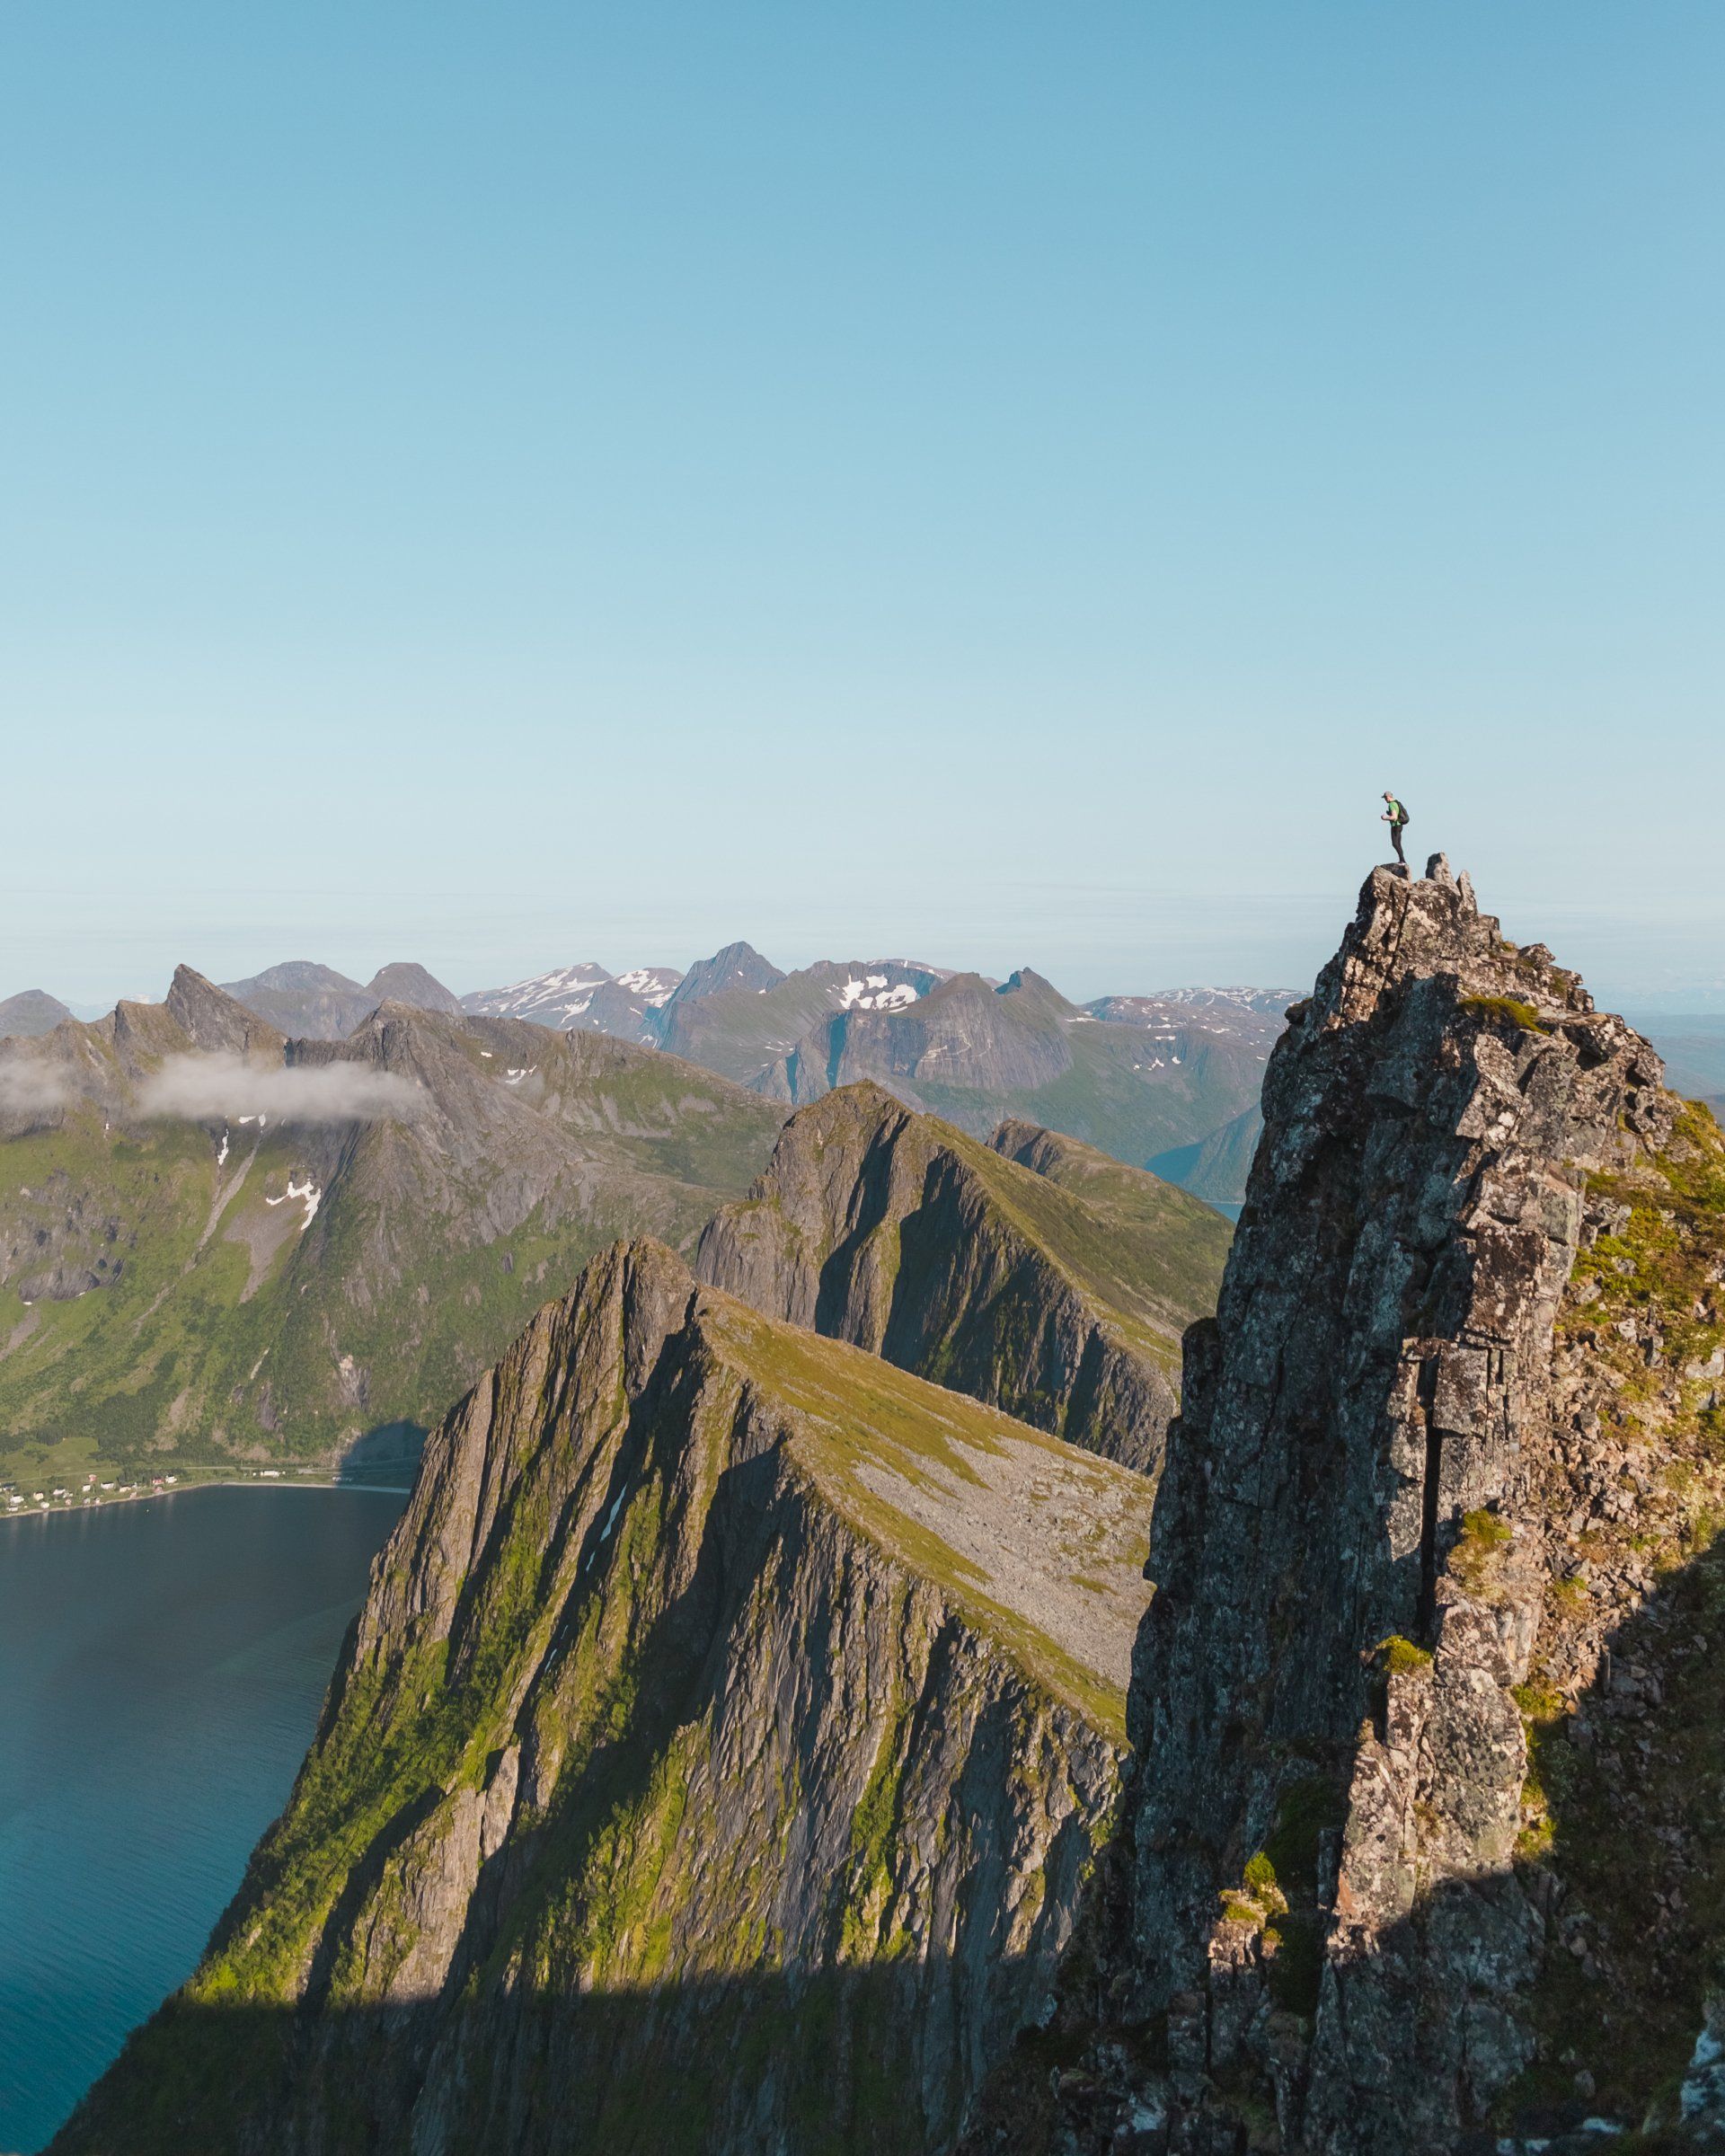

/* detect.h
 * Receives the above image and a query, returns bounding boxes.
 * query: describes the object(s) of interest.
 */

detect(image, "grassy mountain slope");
[696,1082,1229,1472]
[0,975,783,1488]
[1146,1101,1263,1210]
[55,1239,1152,2156]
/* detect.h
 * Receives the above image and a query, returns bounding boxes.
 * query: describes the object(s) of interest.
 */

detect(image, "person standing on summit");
[1381,791,1410,865]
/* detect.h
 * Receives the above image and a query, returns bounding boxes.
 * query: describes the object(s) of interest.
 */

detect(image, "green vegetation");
[961,1121,1232,1365]
[1462,993,1548,1034]
[1500,1101,1725,2133]
[1446,1508,1516,1601]
[1465,993,1546,1032]
[1561,1112,1725,1431]
[1256,1772,1345,2018]
[0,1018,783,1484]
[1376,1633,1434,1675]
[60,1240,1137,2155]
[720,1296,1153,1739]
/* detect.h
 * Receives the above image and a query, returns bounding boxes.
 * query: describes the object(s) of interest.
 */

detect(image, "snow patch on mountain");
[837,974,920,1012]
[264,1177,322,1230]
[614,968,679,1006]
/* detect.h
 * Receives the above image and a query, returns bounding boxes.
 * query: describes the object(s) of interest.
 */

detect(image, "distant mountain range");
[0,941,1300,1207]
[216,960,464,1038]
[0,968,785,1490]
[19,941,1720,1213]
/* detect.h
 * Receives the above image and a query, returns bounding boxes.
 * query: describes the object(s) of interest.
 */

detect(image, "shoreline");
[2,1474,415,1524]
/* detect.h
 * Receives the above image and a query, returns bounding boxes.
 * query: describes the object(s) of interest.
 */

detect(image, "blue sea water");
[0,1484,404,2154]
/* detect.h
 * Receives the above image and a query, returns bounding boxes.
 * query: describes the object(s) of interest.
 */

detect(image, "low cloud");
[138,1053,425,1125]
[0,1061,72,1116]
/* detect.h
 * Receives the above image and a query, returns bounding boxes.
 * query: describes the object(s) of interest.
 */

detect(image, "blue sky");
[3,3,1721,1008]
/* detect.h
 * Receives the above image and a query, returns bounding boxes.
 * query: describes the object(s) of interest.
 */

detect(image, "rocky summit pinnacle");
[965,860,1725,2153]
[159,963,285,1056]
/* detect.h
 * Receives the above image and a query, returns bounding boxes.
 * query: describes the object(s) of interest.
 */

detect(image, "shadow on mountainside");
[48,1952,1044,2156]
[334,1418,429,1483]
[961,1508,1725,2156]
[1491,1517,1725,2143]
[52,1348,1109,2156]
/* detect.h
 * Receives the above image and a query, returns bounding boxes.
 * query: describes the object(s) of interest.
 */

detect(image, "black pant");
[1390,821,1406,863]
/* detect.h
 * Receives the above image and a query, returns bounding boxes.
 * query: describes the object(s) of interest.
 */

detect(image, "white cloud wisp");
[138,1052,424,1125]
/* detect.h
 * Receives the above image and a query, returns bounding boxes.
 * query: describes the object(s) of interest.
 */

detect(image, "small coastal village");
[1,1465,353,1515]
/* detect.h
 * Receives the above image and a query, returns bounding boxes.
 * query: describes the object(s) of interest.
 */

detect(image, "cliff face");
[967,861,1725,2153]
[694,1082,1230,1473]
[58,1238,1154,2156]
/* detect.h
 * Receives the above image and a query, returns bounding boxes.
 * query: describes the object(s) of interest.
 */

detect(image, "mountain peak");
[227,959,364,995]
[998,966,1079,1017]
[973,865,1719,2152]
[61,1231,1154,2152]
[696,1079,1227,1472]
[0,988,74,1038]
[666,939,785,1007]
[363,961,461,1013]
[163,964,285,1056]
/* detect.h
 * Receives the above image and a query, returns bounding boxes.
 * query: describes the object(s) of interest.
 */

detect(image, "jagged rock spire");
[967,864,1689,2155]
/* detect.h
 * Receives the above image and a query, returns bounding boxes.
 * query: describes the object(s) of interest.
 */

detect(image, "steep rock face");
[217,960,379,1040]
[694,1082,1230,1473]
[164,963,288,1056]
[56,1239,1154,2156]
[967,862,1725,2154]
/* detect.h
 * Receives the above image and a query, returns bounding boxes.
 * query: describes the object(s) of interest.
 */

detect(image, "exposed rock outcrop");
[966,861,1725,2153]
[695,1082,1230,1472]
[56,1238,1155,2156]
[163,963,288,1057]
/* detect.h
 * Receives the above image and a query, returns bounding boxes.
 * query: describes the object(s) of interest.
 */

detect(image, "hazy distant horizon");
[5,7,1721,1018]
[22,871,1725,1022]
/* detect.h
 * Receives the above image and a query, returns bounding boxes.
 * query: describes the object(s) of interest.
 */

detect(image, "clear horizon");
[5,4,1721,1012]
[27,869,1725,1022]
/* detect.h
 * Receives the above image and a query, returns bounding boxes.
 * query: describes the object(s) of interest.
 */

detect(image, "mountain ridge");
[694,1080,1230,1473]
[51,1236,1154,2156]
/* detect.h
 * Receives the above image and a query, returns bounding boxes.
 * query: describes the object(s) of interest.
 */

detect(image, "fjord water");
[0,1485,404,2153]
